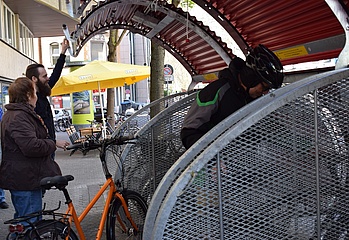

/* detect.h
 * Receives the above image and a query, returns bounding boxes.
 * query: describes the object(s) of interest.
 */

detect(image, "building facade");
[0,0,77,109]
[0,0,154,115]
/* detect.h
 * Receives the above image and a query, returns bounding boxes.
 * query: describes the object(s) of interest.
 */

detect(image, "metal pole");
[216,153,224,240]
[99,81,106,139]
[314,90,321,239]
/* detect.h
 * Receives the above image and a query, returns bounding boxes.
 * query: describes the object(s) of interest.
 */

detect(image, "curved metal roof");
[69,0,235,76]
[67,0,348,78]
[196,0,347,66]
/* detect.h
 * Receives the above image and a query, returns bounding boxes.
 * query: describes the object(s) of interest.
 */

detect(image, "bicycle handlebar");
[67,134,136,152]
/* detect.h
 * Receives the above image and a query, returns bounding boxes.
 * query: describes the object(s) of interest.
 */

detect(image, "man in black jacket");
[25,39,70,154]
[181,44,284,149]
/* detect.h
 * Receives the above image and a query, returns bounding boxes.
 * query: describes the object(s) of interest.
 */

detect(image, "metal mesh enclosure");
[112,91,192,137]
[143,77,315,238]
[115,92,196,203]
[105,92,192,180]
[150,69,349,239]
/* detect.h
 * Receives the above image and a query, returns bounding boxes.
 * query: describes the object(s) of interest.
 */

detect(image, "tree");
[150,0,194,117]
[149,41,165,118]
[179,0,195,8]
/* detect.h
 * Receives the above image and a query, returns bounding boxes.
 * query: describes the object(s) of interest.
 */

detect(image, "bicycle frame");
[63,177,139,240]
[4,136,145,239]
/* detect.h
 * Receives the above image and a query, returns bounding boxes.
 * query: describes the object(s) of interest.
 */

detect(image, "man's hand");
[56,139,70,150]
[61,38,70,55]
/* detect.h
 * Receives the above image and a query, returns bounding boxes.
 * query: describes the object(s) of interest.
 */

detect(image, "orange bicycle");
[5,135,147,240]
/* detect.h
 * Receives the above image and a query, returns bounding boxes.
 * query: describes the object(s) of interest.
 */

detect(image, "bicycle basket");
[105,144,125,184]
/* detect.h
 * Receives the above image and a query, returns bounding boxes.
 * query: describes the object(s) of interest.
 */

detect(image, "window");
[50,42,60,66]
[3,5,15,48]
[50,42,71,66]
[19,21,34,58]
[90,35,106,61]
[91,41,104,61]
[1,3,33,56]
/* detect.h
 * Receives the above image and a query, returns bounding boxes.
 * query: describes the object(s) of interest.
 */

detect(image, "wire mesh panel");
[151,69,349,239]
[115,92,196,203]
[143,75,324,239]
[112,91,192,137]
[105,92,193,182]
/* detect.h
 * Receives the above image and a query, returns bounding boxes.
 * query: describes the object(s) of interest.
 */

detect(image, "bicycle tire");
[106,127,113,136]
[23,219,78,240]
[106,190,148,240]
[65,119,72,129]
[54,122,61,132]
[57,119,66,132]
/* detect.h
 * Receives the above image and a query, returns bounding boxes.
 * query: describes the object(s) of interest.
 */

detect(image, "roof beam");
[132,10,159,28]
[146,15,175,38]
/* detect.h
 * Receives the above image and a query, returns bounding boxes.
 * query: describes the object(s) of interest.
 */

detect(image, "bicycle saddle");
[40,175,74,190]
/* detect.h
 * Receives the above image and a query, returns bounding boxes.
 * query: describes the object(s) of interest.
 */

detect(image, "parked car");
[53,108,71,121]
[94,107,119,123]
[120,100,146,114]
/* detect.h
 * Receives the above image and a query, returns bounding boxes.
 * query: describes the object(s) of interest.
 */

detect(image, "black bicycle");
[57,115,72,132]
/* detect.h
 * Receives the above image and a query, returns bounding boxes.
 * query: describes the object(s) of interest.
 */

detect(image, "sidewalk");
[0,131,107,238]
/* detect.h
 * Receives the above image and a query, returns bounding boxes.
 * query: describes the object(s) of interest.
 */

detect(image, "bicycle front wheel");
[107,190,148,240]
[57,119,66,132]
[65,119,72,129]
[24,219,78,240]
[54,122,60,132]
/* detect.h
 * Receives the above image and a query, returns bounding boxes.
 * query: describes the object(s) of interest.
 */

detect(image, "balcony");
[4,0,79,37]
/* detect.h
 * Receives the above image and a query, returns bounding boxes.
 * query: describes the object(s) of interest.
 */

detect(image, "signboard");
[92,89,106,93]
[164,64,173,76]
[164,75,174,84]
[274,46,308,60]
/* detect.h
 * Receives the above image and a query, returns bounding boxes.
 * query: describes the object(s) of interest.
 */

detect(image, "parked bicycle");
[115,113,127,128]
[87,114,126,136]
[4,134,148,240]
[57,114,72,132]
[54,119,61,132]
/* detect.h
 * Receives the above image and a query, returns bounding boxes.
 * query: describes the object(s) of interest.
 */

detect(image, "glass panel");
[51,43,59,55]
[19,23,24,53]
[3,5,15,47]
[91,41,104,61]
[50,42,60,65]
[52,55,59,66]
[3,6,8,40]
[6,9,12,45]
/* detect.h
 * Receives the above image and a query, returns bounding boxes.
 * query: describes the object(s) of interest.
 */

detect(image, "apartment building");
[0,0,152,114]
[0,0,78,109]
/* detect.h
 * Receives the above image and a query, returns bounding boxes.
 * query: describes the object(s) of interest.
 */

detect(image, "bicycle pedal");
[69,149,77,156]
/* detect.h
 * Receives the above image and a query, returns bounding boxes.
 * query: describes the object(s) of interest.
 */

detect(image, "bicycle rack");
[112,92,196,204]
[145,69,349,239]
[105,91,194,181]
[113,91,193,137]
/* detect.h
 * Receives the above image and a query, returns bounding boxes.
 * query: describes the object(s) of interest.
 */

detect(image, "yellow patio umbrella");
[51,60,150,96]
[51,60,150,138]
